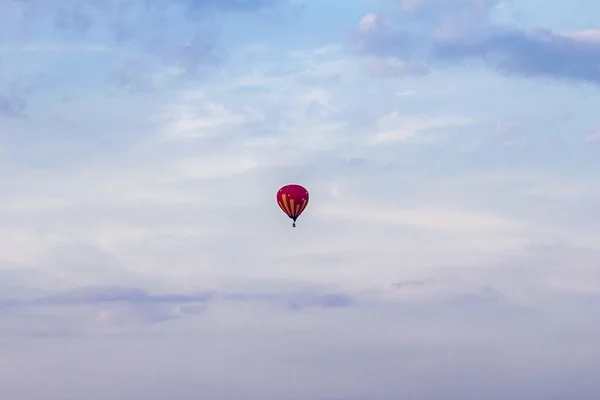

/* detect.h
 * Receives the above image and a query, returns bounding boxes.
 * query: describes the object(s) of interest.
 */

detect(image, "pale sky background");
[1,0,600,399]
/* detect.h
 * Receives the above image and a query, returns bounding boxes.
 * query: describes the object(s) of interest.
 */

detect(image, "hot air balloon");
[276,184,309,227]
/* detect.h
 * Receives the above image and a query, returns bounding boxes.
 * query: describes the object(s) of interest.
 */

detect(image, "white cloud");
[367,112,476,144]
[369,57,430,77]
[358,13,386,33]
[157,95,264,141]
[319,204,527,232]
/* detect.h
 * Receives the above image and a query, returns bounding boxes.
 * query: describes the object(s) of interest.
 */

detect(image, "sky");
[1,0,600,398]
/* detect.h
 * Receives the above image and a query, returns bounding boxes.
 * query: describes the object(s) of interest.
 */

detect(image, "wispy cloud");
[0,92,26,117]
[0,44,111,52]
[0,284,354,331]
[366,113,476,144]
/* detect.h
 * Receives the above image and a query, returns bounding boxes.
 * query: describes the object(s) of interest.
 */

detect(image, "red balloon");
[277,184,309,227]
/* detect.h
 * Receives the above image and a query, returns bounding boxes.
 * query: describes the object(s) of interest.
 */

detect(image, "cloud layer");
[1,0,600,398]
[357,0,600,85]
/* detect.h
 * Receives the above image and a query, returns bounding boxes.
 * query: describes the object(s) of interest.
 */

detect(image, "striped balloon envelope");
[276,184,309,227]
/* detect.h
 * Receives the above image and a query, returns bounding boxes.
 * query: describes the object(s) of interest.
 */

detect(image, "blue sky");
[1,0,600,398]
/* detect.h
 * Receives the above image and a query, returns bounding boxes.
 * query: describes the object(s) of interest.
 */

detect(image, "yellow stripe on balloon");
[278,201,287,214]
[298,199,307,215]
[281,194,292,216]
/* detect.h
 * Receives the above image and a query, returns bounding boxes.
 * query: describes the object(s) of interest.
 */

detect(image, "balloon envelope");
[276,184,309,226]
